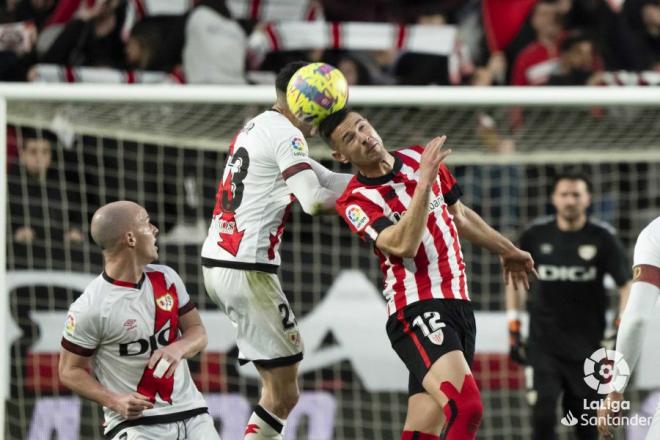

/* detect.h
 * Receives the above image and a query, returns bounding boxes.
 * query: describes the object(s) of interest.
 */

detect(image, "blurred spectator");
[337,53,372,85]
[0,20,36,80]
[126,15,184,72]
[7,129,83,247]
[624,0,660,70]
[14,0,54,30]
[472,51,507,85]
[547,31,601,85]
[321,0,394,22]
[393,9,452,85]
[511,0,563,85]
[41,0,125,68]
[323,50,373,85]
[183,0,246,84]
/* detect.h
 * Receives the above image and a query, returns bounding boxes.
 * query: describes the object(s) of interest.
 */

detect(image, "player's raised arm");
[308,158,353,195]
[375,136,450,257]
[448,201,536,290]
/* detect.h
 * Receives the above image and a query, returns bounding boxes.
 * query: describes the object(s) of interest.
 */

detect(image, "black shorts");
[386,298,476,396]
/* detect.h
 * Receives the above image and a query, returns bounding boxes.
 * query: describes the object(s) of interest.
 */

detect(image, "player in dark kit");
[319,108,537,440]
[506,171,632,440]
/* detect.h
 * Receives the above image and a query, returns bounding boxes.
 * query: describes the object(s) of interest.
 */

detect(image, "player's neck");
[556,214,587,232]
[103,254,145,285]
[359,153,395,178]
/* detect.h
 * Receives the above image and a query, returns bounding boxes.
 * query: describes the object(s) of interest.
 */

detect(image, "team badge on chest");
[157,293,175,312]
[578,245,597,261]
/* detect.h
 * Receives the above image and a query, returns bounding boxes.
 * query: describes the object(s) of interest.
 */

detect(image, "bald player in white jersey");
[598,216,660,439]
[201,61,351,440]
[59,201,219,440]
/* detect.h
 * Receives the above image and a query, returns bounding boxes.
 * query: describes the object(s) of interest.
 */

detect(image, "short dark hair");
[559,31,591,53]
[552,170,593,193]
[275,61,309,94]
[319,108,351,146]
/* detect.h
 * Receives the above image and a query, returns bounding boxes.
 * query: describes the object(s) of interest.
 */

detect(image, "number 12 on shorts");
[412,311,446,345]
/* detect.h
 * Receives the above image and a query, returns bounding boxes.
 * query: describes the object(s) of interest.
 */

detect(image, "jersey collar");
[102,271,145,289]
[357,155,402,186]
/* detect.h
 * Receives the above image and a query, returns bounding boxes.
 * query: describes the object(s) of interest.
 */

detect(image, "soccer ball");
[286,62,348,126]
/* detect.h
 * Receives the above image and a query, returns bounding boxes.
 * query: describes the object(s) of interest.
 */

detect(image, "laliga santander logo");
[291,137,305,152]
[583,348,630,394]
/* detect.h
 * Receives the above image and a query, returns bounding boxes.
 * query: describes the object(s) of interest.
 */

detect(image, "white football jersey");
[202,110,312,272]
[634,216,660,267]
[61,264,207,434]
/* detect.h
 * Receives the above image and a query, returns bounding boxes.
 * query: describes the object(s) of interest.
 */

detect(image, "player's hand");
[500,246,538,291]
[508,319,527,365]
[148,343,185,379]
[110,392,154,420]
[597,391,623,438]
[419,136,452,188]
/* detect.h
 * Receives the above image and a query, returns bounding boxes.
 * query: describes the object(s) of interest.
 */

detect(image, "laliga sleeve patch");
[64,313,76,335]
[345,204,370,231]
[289,136,308,157]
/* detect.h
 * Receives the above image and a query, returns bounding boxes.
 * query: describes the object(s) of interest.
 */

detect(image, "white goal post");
[1,84,660,440]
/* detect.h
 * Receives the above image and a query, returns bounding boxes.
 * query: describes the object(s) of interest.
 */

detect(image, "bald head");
[91,201,144,251]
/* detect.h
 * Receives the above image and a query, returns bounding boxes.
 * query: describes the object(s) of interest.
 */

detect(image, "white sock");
[243,405,286,439]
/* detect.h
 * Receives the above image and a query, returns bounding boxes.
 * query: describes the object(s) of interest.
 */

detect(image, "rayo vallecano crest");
[578,244,597,261]
[157,293,175,311]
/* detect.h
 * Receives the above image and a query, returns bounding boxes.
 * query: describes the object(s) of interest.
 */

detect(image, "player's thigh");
[386,299,474,406]
[421,350,473,406]
[255,361,300,395]
[184,413,221,440]
[403,390,444,434]
[202,267,302,362]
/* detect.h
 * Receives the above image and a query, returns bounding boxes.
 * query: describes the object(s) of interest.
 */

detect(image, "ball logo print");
[583,348,630,394]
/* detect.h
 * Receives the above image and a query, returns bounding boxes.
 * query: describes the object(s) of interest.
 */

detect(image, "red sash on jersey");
[136,271,179,404]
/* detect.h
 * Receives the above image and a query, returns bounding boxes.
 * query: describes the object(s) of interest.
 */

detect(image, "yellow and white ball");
[286,62,348,126]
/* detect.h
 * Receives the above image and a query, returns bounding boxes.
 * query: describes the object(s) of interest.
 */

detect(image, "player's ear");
[331,149,348,164]
[125,231,136,248]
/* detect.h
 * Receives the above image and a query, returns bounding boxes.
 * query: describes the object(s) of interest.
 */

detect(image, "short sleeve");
[273,130,312,181]
[61,294,99,357]
[161,265,195,316]
[603,231,632,286]
[634,220,660,267]
[438,164,462,206]
[337,193,393,242]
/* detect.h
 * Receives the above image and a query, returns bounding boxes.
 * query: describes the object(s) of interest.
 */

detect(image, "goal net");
[2,85,660,440]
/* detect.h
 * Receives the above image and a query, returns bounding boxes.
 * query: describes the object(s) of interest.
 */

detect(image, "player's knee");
[272,387,299,416]
[440,374,483,437]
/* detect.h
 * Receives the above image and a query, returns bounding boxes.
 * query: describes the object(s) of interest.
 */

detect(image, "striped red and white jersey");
[202,110,312,272]
[336,146,469,315]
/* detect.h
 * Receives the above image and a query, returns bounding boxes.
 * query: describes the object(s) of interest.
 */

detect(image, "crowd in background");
[0,0,658,87]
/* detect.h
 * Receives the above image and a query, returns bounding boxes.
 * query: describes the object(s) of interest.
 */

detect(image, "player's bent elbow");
[387,244,417,259]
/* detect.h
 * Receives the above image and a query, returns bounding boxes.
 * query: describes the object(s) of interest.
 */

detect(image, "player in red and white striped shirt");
[320,109,536,440]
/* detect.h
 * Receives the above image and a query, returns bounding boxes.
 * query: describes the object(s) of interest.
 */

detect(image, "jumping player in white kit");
[59,201,219,440]
[598,216,660,439]
[201,61,351,440]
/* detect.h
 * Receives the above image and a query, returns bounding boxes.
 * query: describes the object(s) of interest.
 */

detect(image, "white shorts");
[110,413,219,440]
[202,266,303,366]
